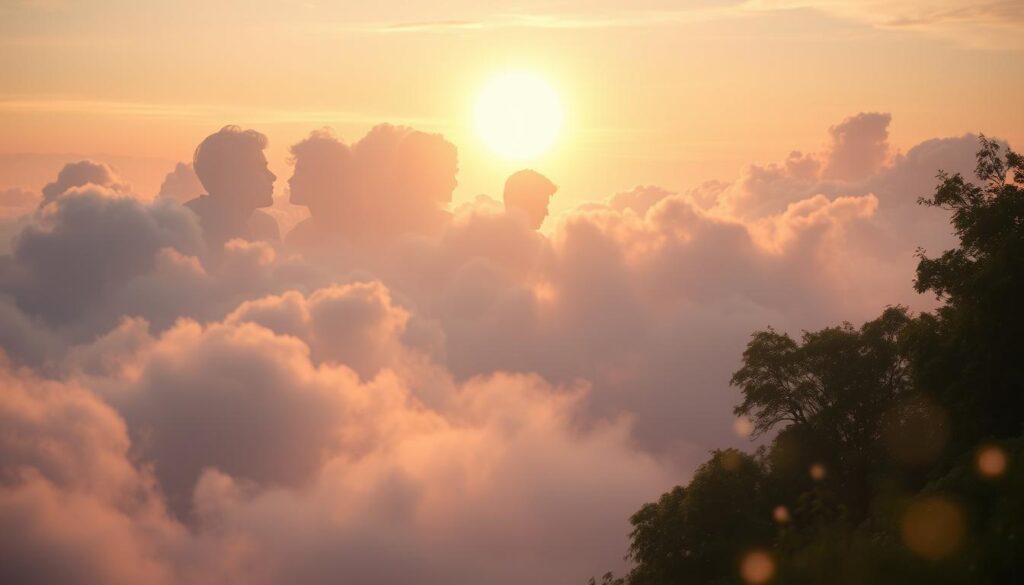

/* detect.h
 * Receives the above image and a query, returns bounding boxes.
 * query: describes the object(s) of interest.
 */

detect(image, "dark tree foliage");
[731,308,913,456]
[913,135,1024,442]
[624,450,774,585]
[592,138,1024,584]
[731,308,916,520]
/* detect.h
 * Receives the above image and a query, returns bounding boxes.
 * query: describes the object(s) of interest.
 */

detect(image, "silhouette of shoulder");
[249,210,280,243]
[183,194,251,246]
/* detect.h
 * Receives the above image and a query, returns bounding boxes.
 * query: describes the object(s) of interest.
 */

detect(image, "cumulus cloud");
[0,183,327,363]
[185,372,670,585]
[157,162,204,203]
[40,160,129,207]
[225,282,413,379]
[0,357,185,585]
[0,355,139,497]
[102,319,357,516]
[0,185,204,329]
[0,112,992,583]
[4,303,671,583]
[822,112,892,181]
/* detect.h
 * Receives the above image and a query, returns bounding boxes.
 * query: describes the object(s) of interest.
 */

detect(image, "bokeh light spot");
[734,416,754,438]
[740,550,776,584]
[809,463,826,481]
[900,496,965,561]
[976,444,1008,479]
[772,505,791,524]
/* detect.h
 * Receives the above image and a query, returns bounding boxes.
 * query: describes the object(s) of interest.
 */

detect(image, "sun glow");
[474,71,563,161]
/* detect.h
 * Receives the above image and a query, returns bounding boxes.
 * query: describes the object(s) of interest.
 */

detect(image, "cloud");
[0,356,184,585]
[2,301,671,583]
[0,354,138,498]
[357,1,1023,49]
[41,160,129,207]
[98,319,359,516]
[225,282,412,379]
[157,163,204,203]
[0,112,989,583]
[822,112,892,181]
[186,372,670,584]
[0,185,204,329]
[744,0,1024,49]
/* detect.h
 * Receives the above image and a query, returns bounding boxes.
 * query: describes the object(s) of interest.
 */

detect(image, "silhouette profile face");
[193,126,276,211]
[239,150,276,209]
[288,158,315,206]
[504,169,557,230]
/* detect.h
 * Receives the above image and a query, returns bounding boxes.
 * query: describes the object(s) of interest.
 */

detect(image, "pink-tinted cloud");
[40,160,130,207]
[0,112,995,583]
[822,112,892,181]
[157,162,204,203]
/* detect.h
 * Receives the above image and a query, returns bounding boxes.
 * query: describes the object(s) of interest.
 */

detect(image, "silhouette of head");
[193,126,275,210]
[394,131,458,206]
[503,169,557,229]
[288,129,351,220]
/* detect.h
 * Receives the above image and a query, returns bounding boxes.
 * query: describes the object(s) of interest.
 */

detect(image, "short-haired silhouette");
[503,169,557,230]
[185,125,278,248]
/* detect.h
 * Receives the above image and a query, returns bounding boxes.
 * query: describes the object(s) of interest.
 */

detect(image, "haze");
[0,1,1022,584]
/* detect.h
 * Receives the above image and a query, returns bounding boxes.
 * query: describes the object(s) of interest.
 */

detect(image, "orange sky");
[3,5,1024,582]
[1,0,1022,214]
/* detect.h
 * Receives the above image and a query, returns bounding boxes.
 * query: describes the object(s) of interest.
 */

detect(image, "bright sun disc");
[475,72,563,160]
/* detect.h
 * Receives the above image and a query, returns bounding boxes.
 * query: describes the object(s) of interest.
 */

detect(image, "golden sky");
[2,4,1023,583]
[1,0,1022,212]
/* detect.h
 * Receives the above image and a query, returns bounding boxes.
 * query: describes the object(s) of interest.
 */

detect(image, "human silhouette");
[284,125,458,249]
[503,169,557,230]
[284,129,352,248]
[184,126,278,249]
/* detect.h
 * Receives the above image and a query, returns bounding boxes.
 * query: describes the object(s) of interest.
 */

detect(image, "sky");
[0,1,1022,584]
[1,0,1022,211]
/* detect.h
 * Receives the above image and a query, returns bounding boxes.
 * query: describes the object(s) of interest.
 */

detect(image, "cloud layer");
[0,113,991,583]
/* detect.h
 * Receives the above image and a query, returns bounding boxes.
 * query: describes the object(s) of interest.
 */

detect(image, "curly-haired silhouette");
[284,125,458,249]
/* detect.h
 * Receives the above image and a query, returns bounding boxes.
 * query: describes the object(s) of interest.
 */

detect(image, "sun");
[474,72,564,160]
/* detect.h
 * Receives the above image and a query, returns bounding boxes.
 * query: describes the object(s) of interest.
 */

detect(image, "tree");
[624,450,774,585]
[731,307,913,444]
[730,308,916,517]
[914,136,1024,441]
